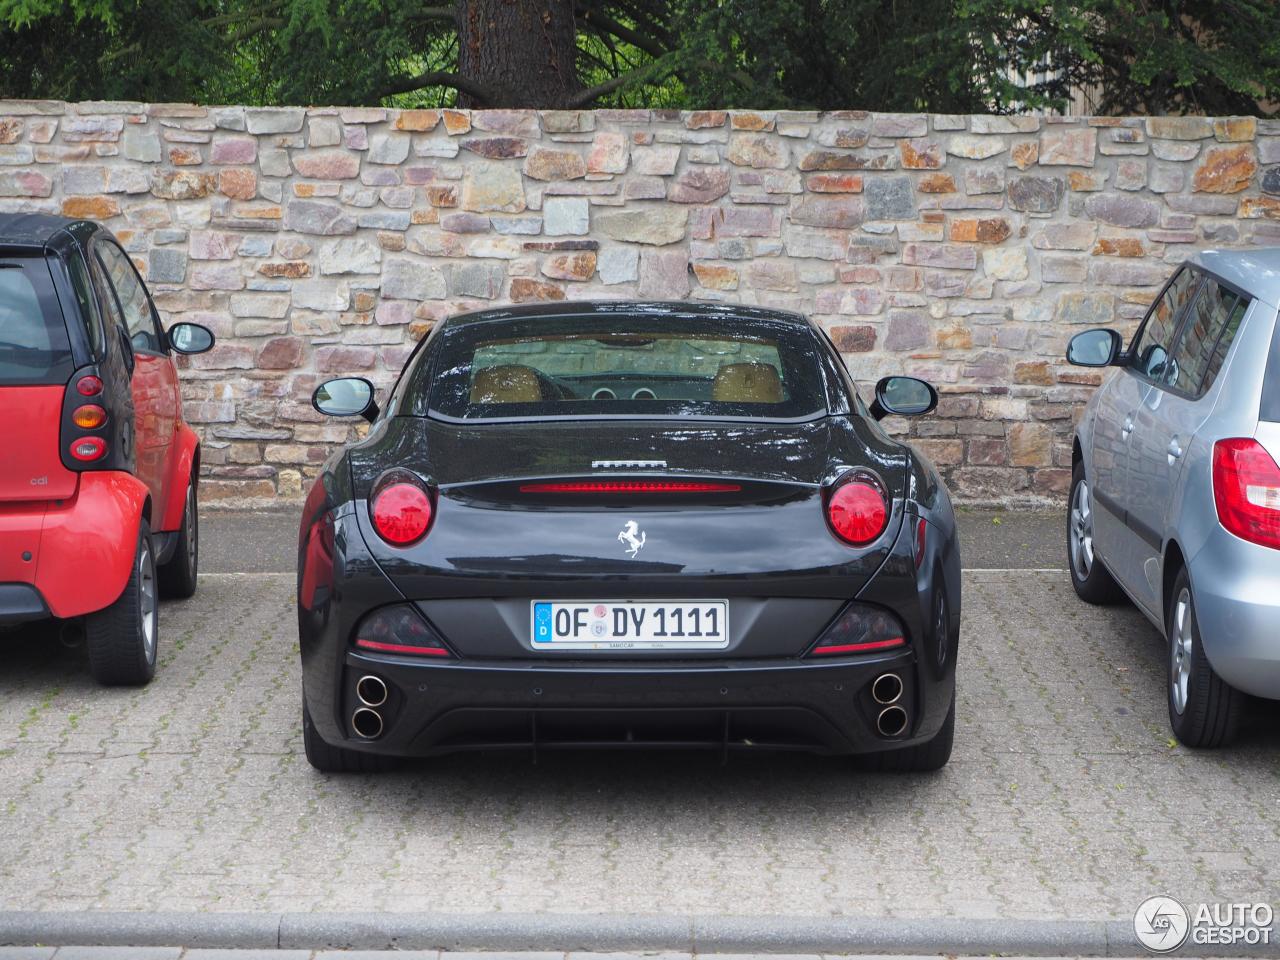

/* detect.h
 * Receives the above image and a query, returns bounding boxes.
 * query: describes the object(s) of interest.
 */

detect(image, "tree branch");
[576,6,668,59]
[565,58,676,107]
[375,69,497,105]
[405,7,459,24]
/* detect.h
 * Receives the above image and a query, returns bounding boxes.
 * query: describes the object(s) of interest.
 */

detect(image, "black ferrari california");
[298,301,961,773]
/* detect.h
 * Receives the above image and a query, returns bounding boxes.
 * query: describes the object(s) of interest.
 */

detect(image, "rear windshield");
[422,313,829,422]
[0,257,72,387]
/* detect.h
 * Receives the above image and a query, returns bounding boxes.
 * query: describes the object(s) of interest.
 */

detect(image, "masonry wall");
[2,100,1277,504]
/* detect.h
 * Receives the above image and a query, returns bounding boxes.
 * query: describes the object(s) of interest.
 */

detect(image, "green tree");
[0,1,1277,114]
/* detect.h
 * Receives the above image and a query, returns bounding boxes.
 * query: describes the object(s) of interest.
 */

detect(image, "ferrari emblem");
[617,520,646,558]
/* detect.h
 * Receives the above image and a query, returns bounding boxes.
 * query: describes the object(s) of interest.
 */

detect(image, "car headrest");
[470,364,543,404]
[711,362,783,403]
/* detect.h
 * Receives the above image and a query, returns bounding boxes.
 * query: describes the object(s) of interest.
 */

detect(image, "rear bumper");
[299,505,962,758]
[0,471,148,620]
[324,647,940,757]
[0,583,49,625]
[1188,528,1280,700]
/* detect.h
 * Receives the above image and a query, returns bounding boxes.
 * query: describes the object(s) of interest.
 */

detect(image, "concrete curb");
[1,910,1274,956]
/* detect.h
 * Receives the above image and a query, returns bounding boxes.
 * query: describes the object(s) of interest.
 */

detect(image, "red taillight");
[809,602,906,656]
[370,481,433,545]
[75,375,103,397]
[72,404,107,429]
[826,475,889,545]
[70,436,106,462]
[1213,438,1280,550]
[353,604,451,657]
[519,480,742,494]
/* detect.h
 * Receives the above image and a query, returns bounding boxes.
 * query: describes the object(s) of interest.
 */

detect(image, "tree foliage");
[0,0,1276,115]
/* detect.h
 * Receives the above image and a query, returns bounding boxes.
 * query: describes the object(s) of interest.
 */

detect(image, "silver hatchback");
[1067,249,1280,748]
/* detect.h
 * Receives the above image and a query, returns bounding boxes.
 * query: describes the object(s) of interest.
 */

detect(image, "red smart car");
[0,214,214,685]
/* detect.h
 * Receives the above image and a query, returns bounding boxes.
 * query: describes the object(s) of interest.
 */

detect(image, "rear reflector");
[70,436,106,461]
[809,602,906,656]
[1213,438,1280,550]
[72,404,107,429]
[811,637,906,655]
[520,480,742,494]
[353,604,451,657]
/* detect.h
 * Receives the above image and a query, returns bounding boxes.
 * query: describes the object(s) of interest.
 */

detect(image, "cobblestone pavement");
[0,571,1277,919]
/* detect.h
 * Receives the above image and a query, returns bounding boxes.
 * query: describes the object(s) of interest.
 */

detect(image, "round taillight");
[70,436,107,462]
[72,404,107,429]
[371,482,433,545]
[76,375,103,397]
[827,478,888,546]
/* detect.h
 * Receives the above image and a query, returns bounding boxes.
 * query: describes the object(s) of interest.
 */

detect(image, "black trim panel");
[1092,485,1161,550]
[0,583,50,625]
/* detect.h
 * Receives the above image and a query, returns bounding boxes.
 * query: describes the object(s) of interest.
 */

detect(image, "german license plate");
[530,601,730,651]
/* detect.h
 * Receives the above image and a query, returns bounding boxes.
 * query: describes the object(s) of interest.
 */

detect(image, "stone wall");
[1,100,1277,504]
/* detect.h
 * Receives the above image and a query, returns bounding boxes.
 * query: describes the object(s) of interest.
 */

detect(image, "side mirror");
[870,375,938,420]
[168,322,215,355]
[312,377,379,422]
[1066,328,1123,367]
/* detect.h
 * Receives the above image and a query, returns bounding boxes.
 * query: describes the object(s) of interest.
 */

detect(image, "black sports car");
[298,301,961,773]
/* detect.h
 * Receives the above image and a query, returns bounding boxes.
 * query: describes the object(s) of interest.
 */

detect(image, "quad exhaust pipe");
[876,705,908,738]
[351,707,384,739]
[871,672,902,705]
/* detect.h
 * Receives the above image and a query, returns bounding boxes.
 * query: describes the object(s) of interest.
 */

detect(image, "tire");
[855,697,954,773]
[86,518,158,686]
[1166,567,1243,748]
[158,480,198,599]
[1067,462,1123,604]
[303,700,399,773]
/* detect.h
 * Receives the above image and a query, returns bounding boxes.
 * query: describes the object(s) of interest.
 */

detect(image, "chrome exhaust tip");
[871,673,903,705]
[876,705,909,738]
[351,707,384,740]
[355,674,388,708]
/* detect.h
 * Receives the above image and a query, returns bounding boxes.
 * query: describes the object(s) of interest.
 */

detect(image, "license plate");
[531,601,730,651]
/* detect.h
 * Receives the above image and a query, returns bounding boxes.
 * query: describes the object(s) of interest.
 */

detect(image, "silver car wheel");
[1171,587,1194,716]
[139,539,157,662]
[1070,478,1095,580]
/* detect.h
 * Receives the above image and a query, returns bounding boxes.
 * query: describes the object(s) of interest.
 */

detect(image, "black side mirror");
[168,322,215,355]
[870,376,938,420]
[1066,328,1123,367]
[312,377,379,423]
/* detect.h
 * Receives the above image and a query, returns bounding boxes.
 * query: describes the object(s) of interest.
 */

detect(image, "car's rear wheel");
[1068,462,1123,604]
[1166,567,1242,748]
[159,480,198,599]
[855,697,954,773]
[86,518,158,686]
[302,700,399,773]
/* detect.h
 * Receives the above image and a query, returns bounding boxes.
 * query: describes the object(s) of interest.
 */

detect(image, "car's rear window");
[422,313,830,422]
[0,257,72,387]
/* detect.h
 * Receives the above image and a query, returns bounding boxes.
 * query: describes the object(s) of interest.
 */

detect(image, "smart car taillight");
[809,602,906,656]
[370,480,433,545]
[70,436,106,462]
[826,473,889,545]
[1213,438,1280,550]
[72,404,106,429]
[353,604,451,657]
[75,375,103,397]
